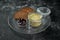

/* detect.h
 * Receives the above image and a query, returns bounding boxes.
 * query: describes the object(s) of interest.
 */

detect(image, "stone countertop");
[0,1,60,40]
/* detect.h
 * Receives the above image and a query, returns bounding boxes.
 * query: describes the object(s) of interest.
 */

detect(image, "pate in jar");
[28,12,43,27]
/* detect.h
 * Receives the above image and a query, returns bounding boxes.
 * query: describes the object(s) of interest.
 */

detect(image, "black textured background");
[0,0,60,40]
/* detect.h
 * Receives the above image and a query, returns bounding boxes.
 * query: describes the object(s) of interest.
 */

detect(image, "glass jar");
[28,12,42,27]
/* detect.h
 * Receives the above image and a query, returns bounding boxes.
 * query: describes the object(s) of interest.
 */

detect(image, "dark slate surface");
[0,0,60,40]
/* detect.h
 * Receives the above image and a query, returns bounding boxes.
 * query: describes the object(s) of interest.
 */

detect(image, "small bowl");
[37,7,51,17]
